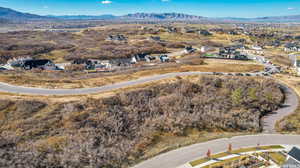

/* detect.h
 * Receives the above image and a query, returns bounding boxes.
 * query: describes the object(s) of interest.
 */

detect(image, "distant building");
[252,45,263,51]
[131,53,155,64]
[289,54,300,75]
[282,147,300,168]
[182,27,197,33]
[199,29,212,36]
[219,46,248,60]
[284,43,300,52]
[166,26,178,33]
[55,63,71,70]
[184,46,196,54]
[201,46,208,53]
[159,55,169,62]
[23,59,57,70]
[106,34,127,42]
[148,36,161,42]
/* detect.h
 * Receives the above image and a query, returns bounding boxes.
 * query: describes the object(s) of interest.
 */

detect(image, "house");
[184,46,196,54]
[270,40,281,47]
[284,43,300,53]
[201,46,208,53]
[72,59,112,70]
[148,36,161,42]
[199,29,212,36]
[1,64,14,70]
[8,57,32,68]
[159,55,170,62]
[227,30,239,35]
[166,26,178,33]
[106,34,127,42]
[252,45,263,51]
[209,28,225,33]
[109,58,132,67]
[131,53,153,63]
[94,60,112,71]
[219,47,239,59]
[219,46,248,60]
[55,63,71,70]
[289,54,300,75]
[282,147,300,168]
[242,45,264,55]
[182,27,197,33]
[22,59,57,70]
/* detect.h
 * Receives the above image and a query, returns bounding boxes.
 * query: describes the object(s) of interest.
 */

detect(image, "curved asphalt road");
[0,72,215,95]
[132,134,300,168]
[0,68,299,168]
[132,83,300,168]
[262,84,299,133]
[0,71,298,133]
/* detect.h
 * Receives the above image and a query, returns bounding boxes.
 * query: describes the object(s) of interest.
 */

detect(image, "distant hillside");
[255,15,300,22]
[51,14,117,20]
[121,13,205,20]
[0,18,9,23]
[1,6,300,23]
[0,7,50,20]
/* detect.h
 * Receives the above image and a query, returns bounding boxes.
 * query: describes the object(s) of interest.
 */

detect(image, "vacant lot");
[0,76,283,168]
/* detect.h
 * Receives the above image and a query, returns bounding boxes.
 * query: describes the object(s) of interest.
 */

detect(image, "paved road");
[0,55,298,168]
[132,134,300,168]
[0,72,272,96]
[0,72,214,95]
[262,84,299,133]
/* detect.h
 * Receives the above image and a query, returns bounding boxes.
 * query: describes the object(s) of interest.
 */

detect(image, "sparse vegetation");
[0,76,284,168]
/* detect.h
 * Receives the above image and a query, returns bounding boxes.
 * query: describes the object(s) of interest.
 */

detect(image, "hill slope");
[50,14,117,20]
[0,7,50,20]
[122,12,205,20]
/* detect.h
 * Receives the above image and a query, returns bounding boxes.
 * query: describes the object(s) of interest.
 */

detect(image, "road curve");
[1,71,299,168]
[262,84,299,133]
[132,134,300,168]
[0,72,215,95]
[0,71,298,132]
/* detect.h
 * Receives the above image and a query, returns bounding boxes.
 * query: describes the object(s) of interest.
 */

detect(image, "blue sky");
[0,0,300,17]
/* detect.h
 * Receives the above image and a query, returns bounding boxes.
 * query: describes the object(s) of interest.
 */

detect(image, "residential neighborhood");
[1,2,300,168]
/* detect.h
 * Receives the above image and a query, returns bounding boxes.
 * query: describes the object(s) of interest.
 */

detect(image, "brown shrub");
[0,76,284,168]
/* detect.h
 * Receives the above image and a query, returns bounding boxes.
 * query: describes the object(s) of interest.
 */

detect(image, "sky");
[0,0,300,18]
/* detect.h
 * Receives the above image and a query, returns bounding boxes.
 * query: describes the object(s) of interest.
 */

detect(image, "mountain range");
[121,13,204,20]
[1,6,300,23]
[0,7,51,21]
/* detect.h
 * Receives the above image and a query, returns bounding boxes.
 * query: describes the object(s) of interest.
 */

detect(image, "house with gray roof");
[282,147,300,168]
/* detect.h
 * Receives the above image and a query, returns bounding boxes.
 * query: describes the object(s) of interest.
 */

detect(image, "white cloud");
[288,7,296,10]
[43,6,49,9]
[101,0,112,4]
